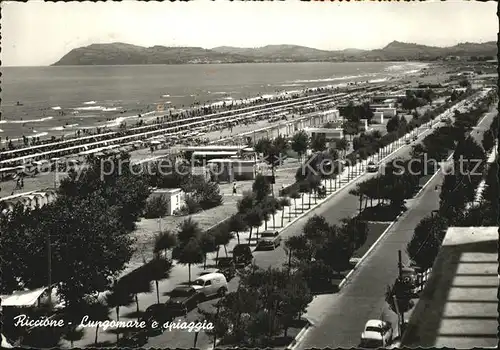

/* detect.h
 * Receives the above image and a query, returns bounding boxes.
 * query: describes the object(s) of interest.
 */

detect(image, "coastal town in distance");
[1,1,498,349]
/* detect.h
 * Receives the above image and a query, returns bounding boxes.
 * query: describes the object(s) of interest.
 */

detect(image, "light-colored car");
[367,162,378,173]
[360,320,393,348]
[191,272,228,298]
[360,319,393,348]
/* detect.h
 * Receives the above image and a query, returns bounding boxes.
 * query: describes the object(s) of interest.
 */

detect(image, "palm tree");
[153,230,178,259]
[177,238,204,284]
[177,217,202,246]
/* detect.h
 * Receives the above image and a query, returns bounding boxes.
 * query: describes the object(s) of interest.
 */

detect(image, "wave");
[369,78,389,83]
[50,124,79,131]
[290,74,371,84]
[51,106,62,110]
[83,101,97,105]
[162,94,170,98]
[73,106,122,112]
[0,116,54,124]
[31,132,49,138]
[278,83,302,87]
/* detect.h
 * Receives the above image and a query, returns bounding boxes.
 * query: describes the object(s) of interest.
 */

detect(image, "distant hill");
[53,41,497,66]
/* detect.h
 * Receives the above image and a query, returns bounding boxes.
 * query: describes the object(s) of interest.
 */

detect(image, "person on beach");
[232,182,237,196]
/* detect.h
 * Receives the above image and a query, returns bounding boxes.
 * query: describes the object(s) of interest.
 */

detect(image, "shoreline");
[1,62,431,145]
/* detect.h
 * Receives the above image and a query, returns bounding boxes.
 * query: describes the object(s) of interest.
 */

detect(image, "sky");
[1,0,498,67]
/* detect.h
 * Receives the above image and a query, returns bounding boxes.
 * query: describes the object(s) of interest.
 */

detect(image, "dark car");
[233,244,253,268]
[260,230,279,238]
[140,303,176,334]
[256,236,281,250]
[216,257,236,280]
[166,286,201,315]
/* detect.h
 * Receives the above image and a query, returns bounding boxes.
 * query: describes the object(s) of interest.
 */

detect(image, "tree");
[310,134,327,153]
[199,232,217,269]
[148,258,173,304]
[86,300,110,345]
[104,283,134,342]
[177,218,202,246]
[153,230,178,259]
[278,197,291,227]
[261,196,279,229]
[386,116,401,133]
[214,227,234,259]
[284,235,310,272]
[244,207,264,245]
[59,152,151,232]
[177,238,204,284]
[291,131,309,161]
[117,268,152,317]
[458,79,471,88]
[385,278,415,334]
[289,190,301,217]
[252,174,271,202]
[1,193,136,309]
[482,130,495,153]
[193,181,223,210]
[237,191,256,215]
[406,214,448,270]
[336,138,349,158]
[229,213,248,244]
[144,195,168,219]
[340,217,368,251]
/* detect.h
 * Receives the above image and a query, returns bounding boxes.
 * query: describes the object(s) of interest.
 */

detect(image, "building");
[372,111,384,124]
[0,189,57,215]
[151,188,185,216]
[207,158,257,182]
[303,127,344,147]
[375,107,397,118]
[402,226,498,348]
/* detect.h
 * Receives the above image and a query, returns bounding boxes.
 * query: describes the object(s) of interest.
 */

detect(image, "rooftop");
[402,226,498,348]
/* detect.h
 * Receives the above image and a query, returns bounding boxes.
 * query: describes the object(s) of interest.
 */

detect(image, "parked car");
[260,230,279,238]
[166,286,202,315]
[256,236,281,250]
[191,272,228,299]
[360,320,393,348]
[413,135,418,141]
[140,303,176,334]
[216,257,236,280]
[233,244,253,268]
[405,139,411,145]
[367,161,378,172]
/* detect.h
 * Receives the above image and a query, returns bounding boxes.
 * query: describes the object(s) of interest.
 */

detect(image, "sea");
[0,62,427,142]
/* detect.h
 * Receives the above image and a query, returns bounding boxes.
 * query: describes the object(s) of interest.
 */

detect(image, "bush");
[144,195,168,218]
[194,181,223,210]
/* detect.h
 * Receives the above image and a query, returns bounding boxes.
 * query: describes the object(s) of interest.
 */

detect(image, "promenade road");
[140,121,439,349]
[293,107,497,349]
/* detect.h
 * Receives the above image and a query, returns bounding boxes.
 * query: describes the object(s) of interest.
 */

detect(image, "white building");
[372,111,384,124]
[375,107,397,118]
[151,188,185,216]
[303,127,344,147]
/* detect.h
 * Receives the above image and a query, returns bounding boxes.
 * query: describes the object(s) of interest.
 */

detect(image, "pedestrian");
[232,181,237,196]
